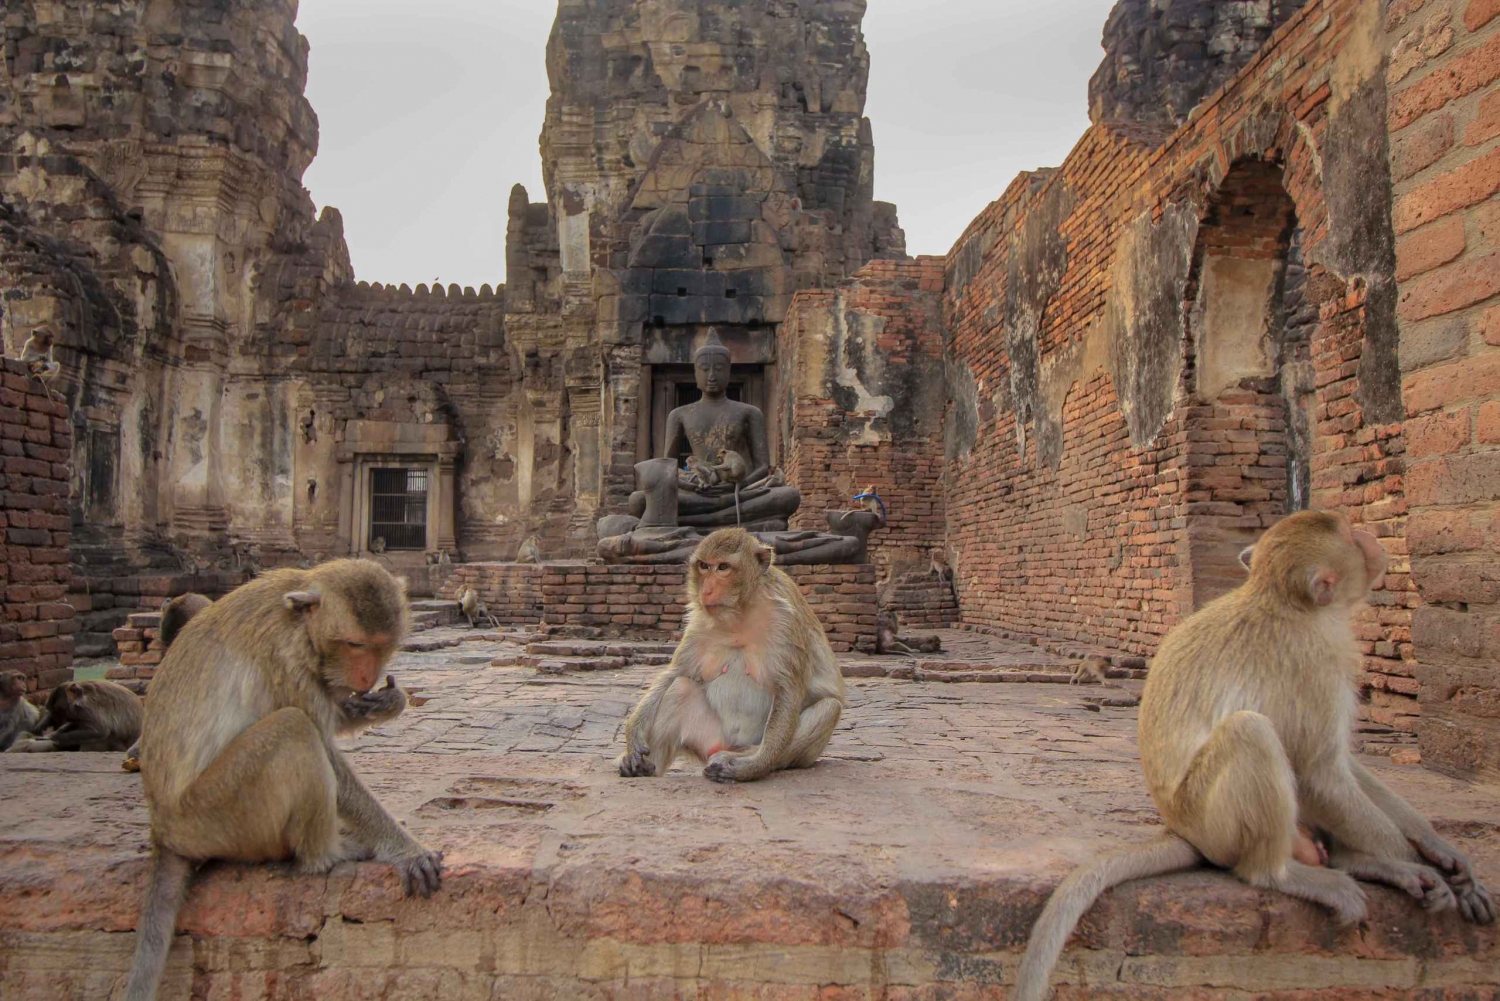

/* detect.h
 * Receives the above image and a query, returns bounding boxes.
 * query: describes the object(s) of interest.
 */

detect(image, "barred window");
[370,468,428,551]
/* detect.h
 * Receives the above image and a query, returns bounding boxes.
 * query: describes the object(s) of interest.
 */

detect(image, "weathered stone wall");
[540,562,877,652]
[940,0,1415,742]
[1385,0,1500,777]
[0,358,73,694]
[436,563,543,628]
[778,258,946,580]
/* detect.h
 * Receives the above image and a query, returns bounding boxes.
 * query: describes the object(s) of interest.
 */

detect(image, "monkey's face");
[689,530,772,614]
[331,633,396,694]
[0,672,24,704]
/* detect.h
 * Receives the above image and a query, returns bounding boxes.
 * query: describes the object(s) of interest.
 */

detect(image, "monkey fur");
[6,680,143,753]
[715,448,749,525]
[159,593,212,650]
[1013,511,1496,1001]
[515,535,542,565]
[617,528,846,783]
[121,559,440,1001]
[0,671,42,752]
[683,455,719,491]
[17,325,62,401]
[876,608,942,657]
[1068,655,1141,708]
[458,586,500,629]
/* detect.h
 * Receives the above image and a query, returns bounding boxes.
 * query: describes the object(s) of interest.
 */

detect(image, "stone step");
[523,655,629,674]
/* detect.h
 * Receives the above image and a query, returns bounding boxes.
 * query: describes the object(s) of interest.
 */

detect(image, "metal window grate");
[370,468,427,551]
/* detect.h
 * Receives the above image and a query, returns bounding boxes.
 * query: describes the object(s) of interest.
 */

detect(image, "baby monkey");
[1013,511,1494,1001]
[617,528,846,782]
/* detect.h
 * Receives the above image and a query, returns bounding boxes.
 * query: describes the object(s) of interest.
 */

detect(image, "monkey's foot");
[617,747,656,778]
[703,750,752,783]
[390,848,444,898]
[1413,834,1497,924]
[296,839,375,876]
[1342,858,1455,913]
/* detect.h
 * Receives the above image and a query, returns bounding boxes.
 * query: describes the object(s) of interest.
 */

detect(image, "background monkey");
[1068,655,1140,708]
[17,323,62,400]
[515,535,542,564]
[6,680,143,753]
[876,608,942,656]
[715,448,749,525]
[122,559,441,1001]
[0,671,42,751]
[618,528,846,783]
[1013,511,1495,1001]
[158,593,211,649]
[683,455,719,490]
[458,585,499,629]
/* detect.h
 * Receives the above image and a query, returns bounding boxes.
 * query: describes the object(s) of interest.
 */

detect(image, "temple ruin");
[2,0,1499,995]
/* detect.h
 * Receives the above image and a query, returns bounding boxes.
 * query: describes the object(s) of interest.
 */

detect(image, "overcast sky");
[297,0,1116,289]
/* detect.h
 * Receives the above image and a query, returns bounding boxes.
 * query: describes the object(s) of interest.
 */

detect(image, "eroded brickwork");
[1386,0,1500,777]
[0,358,72,693]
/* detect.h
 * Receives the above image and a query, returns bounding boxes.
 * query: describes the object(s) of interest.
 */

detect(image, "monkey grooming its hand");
[121,559,441,1001]
[0,671,42,751]
[617,528,846,783]
[6,680,143,753]
[1013,511,1494,1001]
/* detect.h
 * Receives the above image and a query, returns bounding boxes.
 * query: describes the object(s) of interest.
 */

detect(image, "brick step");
[526,640,677,658]
[523,655,630,674]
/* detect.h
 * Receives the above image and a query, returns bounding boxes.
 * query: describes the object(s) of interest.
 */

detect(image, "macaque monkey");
[458,586,499,629]
[121,559,441,1001]
[763,467,787,488]
[6,680,143,753]
[158,593,211,650]
[684,455,720,491]
[0,671,42,751]
[876,608,941,656]
[1013,511,1495,1001]
[370,536,387,555]
[617,528,846,783]
[715,448,749,525]
[515,535,541,565]
[18,324,62,400]
[1068,655,1140,708]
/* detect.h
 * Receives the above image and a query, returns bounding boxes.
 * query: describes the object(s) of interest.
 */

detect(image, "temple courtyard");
[2,627,1496,999]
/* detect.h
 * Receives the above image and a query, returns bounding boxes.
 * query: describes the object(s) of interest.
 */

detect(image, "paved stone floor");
[2,628,1497,999]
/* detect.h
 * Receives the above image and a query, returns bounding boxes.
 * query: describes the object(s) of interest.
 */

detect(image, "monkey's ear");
[753,542,773,571]
[1308,568,1340,607]
[1238,545,1255,572]
[283,588,323,614]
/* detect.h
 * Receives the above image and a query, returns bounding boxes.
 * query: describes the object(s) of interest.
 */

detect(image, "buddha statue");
[631,330,801,530]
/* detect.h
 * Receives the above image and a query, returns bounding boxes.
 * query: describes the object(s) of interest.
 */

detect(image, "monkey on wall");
[121,559,441,1001]
[0,671,42,751]
[16,323,62,401]
[515,535,542,564]
[5,680,144,753]
[617,528,846,783]
[1013,511,1495,1001]
[458,586,499,629]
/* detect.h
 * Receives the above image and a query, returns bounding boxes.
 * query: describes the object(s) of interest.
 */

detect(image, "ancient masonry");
[0,0,1497,781]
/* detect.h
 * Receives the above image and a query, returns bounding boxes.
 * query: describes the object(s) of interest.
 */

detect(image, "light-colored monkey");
[683,455,720,491]
[714,448,749,525]
[458,586,499,629]
[617,528,846,783]
[1013,511,1495,1001]
[0,671,42,751]
[6,680,143,753]
[515,535,541,564]
[121,560,441,1001]
[876,608,941,657]
[17,324,62,401]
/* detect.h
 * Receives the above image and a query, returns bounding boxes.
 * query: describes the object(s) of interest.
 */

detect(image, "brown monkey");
[458,586,499,629]
[617,528,846,783]
[876,608,942,656]
[159,592,211,650]
[1013,511,1495,1001]
[18,324,62,400]
[515,535,542,565]
[1068,655,1140,707]
[0,671,42,751]
[6,680,143,753]
[683,455,720,491]
[370,535,387,555]
[715,448,750,525]
[121,559,441,1001]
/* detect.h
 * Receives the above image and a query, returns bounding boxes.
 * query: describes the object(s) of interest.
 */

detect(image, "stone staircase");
[497,639,676,674]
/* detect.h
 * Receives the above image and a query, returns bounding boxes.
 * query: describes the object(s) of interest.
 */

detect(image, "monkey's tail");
[1012,835,1200,1001]
[734,484,742,526]
[123,846,193,1001]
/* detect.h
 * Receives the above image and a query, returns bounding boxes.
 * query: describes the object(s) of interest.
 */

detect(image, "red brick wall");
[1387,0,1500,777]
[778,258,947,579]
[935,0,1415,740]
[540,563,877,653]
[437,563,543,626]
[0,358,74,695]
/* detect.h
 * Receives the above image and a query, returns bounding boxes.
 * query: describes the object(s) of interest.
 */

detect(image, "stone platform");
[1,629,1496,999]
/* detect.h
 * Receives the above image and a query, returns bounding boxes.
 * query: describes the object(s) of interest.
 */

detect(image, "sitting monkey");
[458,586,499,629]
[617,528,846,783]
[515,535,542,565]
[876,608,941,656]
[0,671,42,751]
[17,324,62,400]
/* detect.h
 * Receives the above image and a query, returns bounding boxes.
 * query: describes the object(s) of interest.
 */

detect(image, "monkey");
[617,528,846,783]
[17,324,62,401]
[370,536,387,555]
[0,671,42,752]
[1068,654,1141,708]
[426,549,451,566]
[1012,511,1495,1001]
[457,585,500,629]
[762,467,787,489]
[159,593,211,650]
[714,448,750,525]
[121,559,441,1001]
[6,680,143,753]
[515,535,542,565]
[876,608,942,656]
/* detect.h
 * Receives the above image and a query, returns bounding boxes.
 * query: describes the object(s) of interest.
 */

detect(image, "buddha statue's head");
[693,329,731,398]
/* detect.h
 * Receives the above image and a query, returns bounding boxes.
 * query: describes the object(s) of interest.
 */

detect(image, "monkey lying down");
[120,560,442,1001]
[618,528,847,783]
[1014,511,1495,1001]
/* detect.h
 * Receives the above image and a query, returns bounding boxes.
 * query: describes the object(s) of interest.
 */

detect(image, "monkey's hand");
[617,735,656,778]
[339,675,408,734]
[388,845,444,898]
[703,749,753,783]
[1414,833,1497,924]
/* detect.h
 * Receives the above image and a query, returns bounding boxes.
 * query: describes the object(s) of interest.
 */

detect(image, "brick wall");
[539,563,877,653]
[778,258,947,579]
[0,358,74,695]
[437,563,543,626]
[1386,0,1500,777]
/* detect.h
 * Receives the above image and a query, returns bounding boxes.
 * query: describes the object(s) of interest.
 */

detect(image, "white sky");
[297,0,1117,289]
